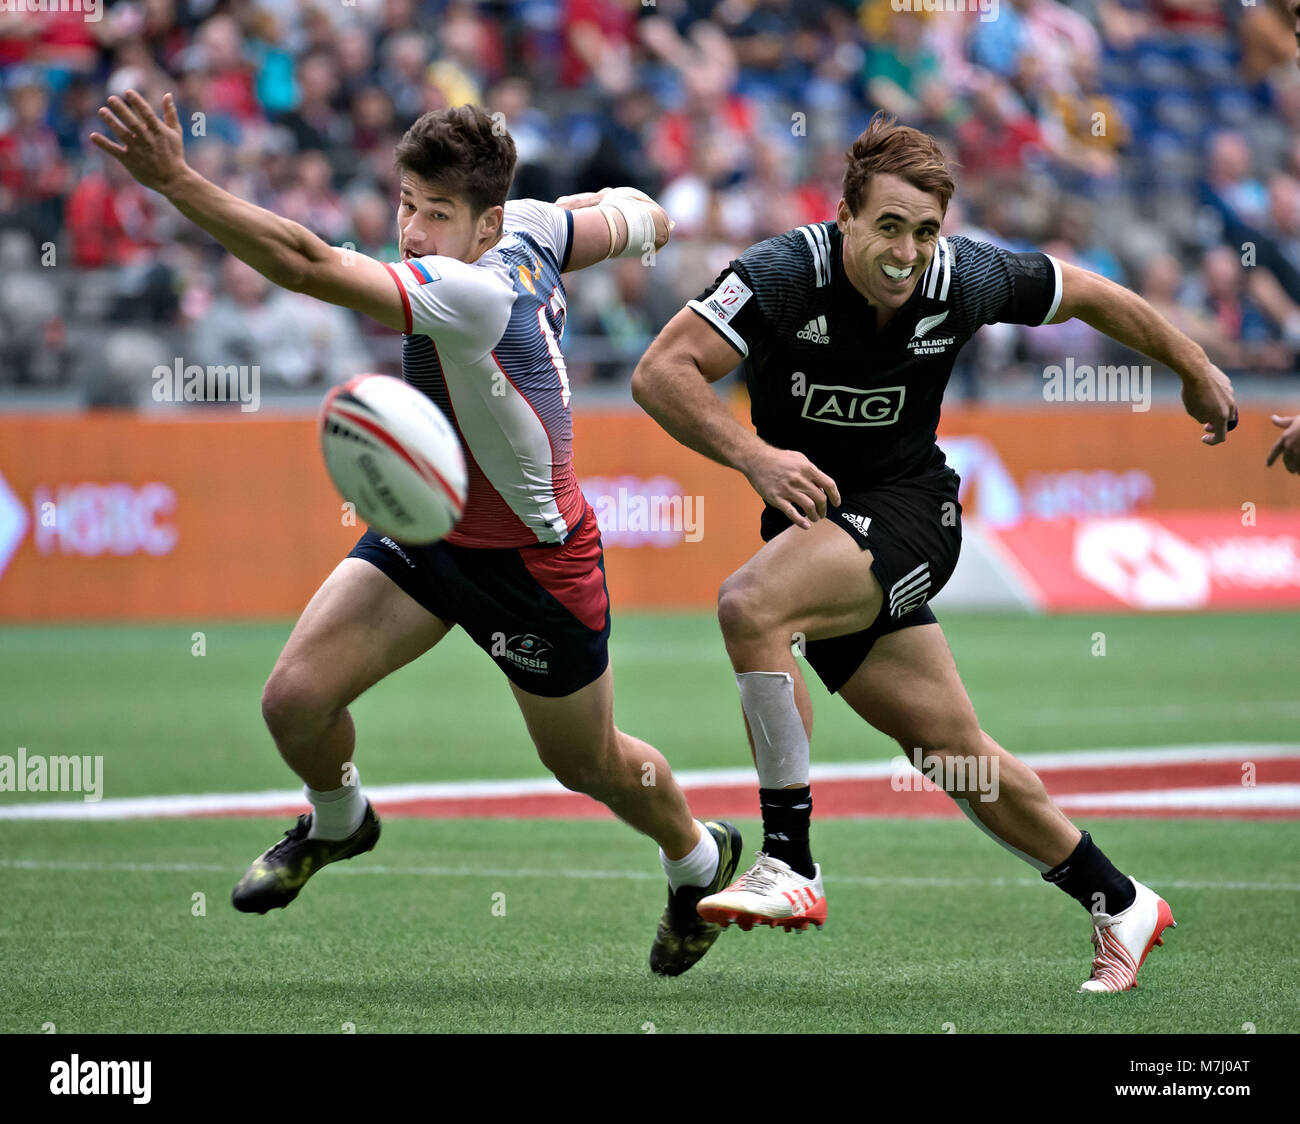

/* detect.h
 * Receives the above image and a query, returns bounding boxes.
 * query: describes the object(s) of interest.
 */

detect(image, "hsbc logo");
[801,384,905,427]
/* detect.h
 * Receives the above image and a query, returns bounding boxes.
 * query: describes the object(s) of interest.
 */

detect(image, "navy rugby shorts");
[759,464,963,693]
[348,503,611,698]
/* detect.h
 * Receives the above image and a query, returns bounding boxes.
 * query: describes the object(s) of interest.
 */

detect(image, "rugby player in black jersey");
[632,113,1236,992]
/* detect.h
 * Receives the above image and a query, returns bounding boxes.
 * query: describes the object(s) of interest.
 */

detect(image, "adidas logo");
[797,315,830,345]
[842,512,872,537]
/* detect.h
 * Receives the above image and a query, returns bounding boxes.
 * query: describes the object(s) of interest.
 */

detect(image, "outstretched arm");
[91,90,405,332]
[1047,260,1236,445]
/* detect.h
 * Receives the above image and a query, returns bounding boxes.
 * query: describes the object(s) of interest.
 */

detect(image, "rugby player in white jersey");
[632,113,1237,991]
[92,92,740,976]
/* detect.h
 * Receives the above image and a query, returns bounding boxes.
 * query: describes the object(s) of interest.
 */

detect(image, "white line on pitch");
[0,858,1296,893]
[2,743,1297,821]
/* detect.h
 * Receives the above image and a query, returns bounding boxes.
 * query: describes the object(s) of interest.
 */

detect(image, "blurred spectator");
[65,155,161,269]
[570,257,679,381]
[275,150,350,244]
[195,14,262,123]
[0,72,71,247]
[861,13,941,121]
[489,77,555,202]
[562,0,638,93]
[380,32,432,122]
[1201,131,1271,240]
[192,256,370,388]
[955,76,1044,184]
[3,0,1300,399]
[792,142,849,227]
[276,52,350,154]
[1183,246,1298,373]
[1141,252,1246,371]
[578,89,663,200]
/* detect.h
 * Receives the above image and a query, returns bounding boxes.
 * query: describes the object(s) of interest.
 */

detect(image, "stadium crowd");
[1,0,1298,402]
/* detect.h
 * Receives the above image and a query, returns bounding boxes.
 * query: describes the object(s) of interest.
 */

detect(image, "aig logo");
[801,384,905,426]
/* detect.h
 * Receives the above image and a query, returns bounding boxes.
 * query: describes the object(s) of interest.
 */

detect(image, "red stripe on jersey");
[381,262,413,335]
[518,503,609,633]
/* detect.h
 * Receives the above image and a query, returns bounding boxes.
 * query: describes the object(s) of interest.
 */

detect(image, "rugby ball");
[320,374,467,544]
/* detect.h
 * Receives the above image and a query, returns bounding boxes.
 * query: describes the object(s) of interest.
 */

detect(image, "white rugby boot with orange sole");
[696,852,827,932]
[1079,877,1176,993]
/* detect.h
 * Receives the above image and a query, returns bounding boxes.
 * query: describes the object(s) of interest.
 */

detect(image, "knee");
[261,666,337,743]
[540,732,622,797]
[717,572,779,645]
[547,755,615,798]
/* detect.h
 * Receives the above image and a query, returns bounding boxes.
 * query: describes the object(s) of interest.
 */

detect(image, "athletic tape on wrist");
[603,194,657,258]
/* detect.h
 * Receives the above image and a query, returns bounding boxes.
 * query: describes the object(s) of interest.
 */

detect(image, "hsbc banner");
[988,513,1300,610]
[1,407,1298,620]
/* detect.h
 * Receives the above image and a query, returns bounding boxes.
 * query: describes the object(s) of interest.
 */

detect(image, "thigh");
[836,621,980,750]
[271,556,451,708]
[510,663,616,771]
[725,516,884,641]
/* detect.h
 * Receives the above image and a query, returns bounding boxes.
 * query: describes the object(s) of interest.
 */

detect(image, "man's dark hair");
[843,111,956,216]
[393,105,516,216]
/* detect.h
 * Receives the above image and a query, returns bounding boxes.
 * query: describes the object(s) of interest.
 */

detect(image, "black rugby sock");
[759,786,815,880]
[1042,830,1136,915]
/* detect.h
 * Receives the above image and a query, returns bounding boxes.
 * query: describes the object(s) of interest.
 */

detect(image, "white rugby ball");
[320,373,467,544]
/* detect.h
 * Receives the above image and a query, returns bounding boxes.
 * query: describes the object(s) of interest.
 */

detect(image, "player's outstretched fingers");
[96,104,133,144]
[123,88,163,132]
[162,91,181,129]
[107,93,146,136]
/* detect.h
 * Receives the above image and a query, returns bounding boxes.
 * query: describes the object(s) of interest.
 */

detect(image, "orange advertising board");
[0,405,1294,621]
[0,411,762,621]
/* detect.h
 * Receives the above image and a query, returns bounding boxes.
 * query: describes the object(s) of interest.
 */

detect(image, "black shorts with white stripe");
[759,463,963,693]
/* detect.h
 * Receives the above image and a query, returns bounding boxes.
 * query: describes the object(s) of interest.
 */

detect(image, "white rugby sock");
[660,820,720,891]
[735,671,810,789]
[305,779,367,841]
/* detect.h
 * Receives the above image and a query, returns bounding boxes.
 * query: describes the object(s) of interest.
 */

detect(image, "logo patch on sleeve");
[405,259,441,285]
[703,272,753,324]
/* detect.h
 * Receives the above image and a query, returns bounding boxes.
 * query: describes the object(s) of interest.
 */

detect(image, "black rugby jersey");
[689,222,1063,490]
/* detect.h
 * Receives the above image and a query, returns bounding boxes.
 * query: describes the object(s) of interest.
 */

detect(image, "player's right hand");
[91,89,188,195]
[744,447,841,530]
[1181,364,1235,445]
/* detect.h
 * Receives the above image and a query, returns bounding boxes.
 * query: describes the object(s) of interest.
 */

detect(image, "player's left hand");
[90,89,188,194]
[1266,414,1300,474]
[554,188,612,210]
[1181,364,1236,446]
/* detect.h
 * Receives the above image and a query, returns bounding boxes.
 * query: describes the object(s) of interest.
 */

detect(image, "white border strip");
[0,744,1296,820]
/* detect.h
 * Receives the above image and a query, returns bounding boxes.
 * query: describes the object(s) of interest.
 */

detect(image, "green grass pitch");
[1,611,1298,1033]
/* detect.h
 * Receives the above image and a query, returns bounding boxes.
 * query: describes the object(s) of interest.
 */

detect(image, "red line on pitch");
[190,756,1300,821]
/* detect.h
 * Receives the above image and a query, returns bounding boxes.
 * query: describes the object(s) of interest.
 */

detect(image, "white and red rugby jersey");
[382,199,582,548]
